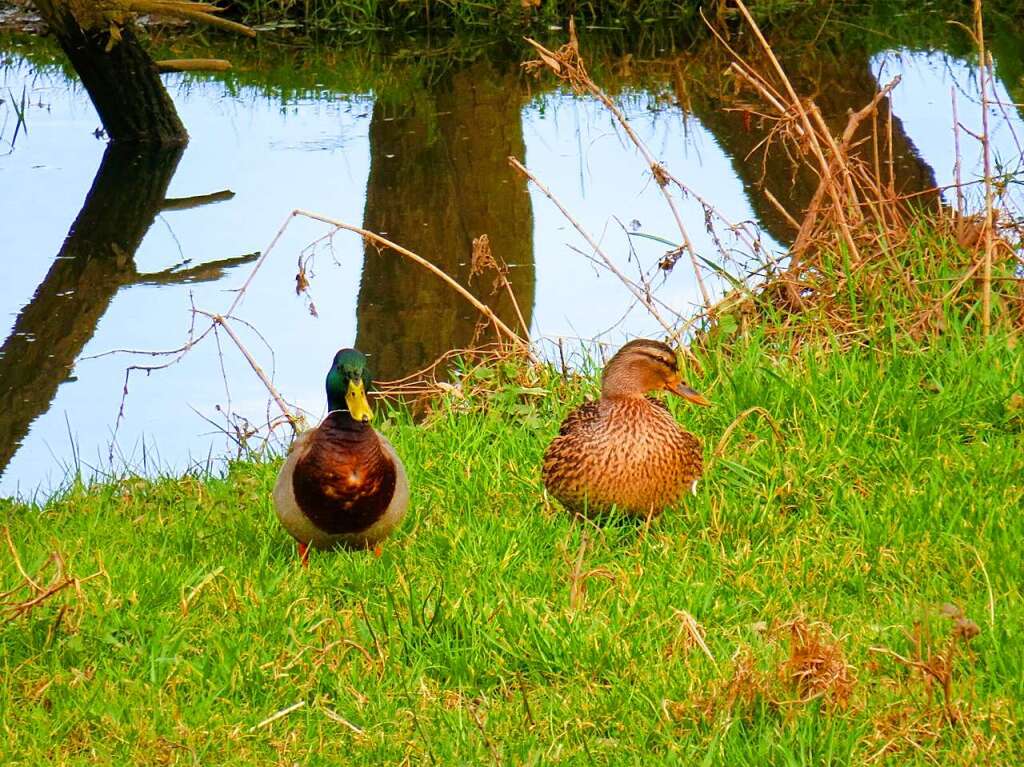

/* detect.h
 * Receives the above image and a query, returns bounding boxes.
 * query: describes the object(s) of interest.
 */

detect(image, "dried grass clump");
[1,526,103,626]
[860,605,1013,763]
[670,617,855,726]
[780,618,855,708]
[712,0,1023,344]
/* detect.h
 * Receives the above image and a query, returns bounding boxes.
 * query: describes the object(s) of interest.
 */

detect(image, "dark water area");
[1,22,1023,496]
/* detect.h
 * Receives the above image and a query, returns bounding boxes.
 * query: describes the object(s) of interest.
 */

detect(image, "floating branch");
[161,189,235,211]
[155,58,233,73]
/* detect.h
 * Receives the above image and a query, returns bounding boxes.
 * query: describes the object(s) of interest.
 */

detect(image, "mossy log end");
[30,0,187,144]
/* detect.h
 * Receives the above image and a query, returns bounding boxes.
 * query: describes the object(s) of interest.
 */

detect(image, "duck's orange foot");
[373,544,383,558]
[298,541,310,568]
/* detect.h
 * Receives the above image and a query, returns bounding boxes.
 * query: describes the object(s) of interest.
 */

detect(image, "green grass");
[2,326,1022,765]
[206,0,1024,42]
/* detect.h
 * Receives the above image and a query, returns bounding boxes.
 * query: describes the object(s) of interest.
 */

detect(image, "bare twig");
[321,706,364,735]
[293,210,532,357]
[951,88,965,217]
[973,0,995,335]
[523,24,712,308]
[251,700,305,731]
[193,310,299,433]
[509,157,680,336]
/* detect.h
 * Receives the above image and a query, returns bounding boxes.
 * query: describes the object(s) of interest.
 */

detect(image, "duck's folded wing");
[556,400,601,436]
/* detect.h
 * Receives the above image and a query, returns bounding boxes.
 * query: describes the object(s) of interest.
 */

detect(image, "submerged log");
[155,58,232,73]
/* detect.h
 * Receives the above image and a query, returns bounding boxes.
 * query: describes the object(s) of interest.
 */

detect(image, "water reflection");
[357,58,534,380]
[690,50,938,246]
[0,142,256,475]
[1,29,1023,497]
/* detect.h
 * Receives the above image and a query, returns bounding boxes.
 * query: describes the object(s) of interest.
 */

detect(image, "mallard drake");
[273,348,409,563]
[542,339,709,518]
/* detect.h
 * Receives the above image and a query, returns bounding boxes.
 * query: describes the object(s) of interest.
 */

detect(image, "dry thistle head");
[470,234,501,282]
[522,20,590,93]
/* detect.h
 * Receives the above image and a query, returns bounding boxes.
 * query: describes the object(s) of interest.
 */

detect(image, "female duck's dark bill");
[672,382,711,406]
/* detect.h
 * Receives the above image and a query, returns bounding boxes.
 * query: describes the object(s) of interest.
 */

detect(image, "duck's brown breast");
[542,397,702,516]
[291,418,396,535]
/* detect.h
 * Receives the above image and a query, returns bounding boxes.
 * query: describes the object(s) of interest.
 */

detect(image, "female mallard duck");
[542,339,709,518]
[273,348,409,563]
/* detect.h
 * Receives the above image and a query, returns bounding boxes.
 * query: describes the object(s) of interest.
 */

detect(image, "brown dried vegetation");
[705,1,1024,343]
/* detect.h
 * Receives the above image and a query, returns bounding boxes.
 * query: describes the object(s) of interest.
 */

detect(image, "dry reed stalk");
[193,310,299,433]
[973,0,996,335]
[508,157,682,336]
[250,700,305,731]
[293,210,532,357]
[468,700,502,766]
[763,188,801,231]
[321,707,364,735]
[706,8,1024,341]
[523,23,712,309]
[951,88,966,218]
[731,0,860,263]
[727,64,901,269]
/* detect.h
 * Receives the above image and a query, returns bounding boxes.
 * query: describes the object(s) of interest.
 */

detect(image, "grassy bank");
[222,0,1022,39]
[2,319,1022,764]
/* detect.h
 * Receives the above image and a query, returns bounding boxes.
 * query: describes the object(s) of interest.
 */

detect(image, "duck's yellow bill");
[346,379,373,422]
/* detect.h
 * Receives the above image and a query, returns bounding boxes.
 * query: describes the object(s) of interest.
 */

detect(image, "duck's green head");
[326,348,373,422]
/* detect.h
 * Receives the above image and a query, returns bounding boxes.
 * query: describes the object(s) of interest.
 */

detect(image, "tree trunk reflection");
[356,59,535,382]
[0,144,256,475]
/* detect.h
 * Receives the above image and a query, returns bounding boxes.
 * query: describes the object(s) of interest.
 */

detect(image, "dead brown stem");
[508,157,681,336]
[974,0,996,335]
[293,209,532,358]
[732,0,860,262]
[193,310,299,434]
[711,406,784,461]
[523,23,712,308]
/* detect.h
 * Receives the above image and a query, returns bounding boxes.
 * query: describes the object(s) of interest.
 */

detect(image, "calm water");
[1,31,1022,497]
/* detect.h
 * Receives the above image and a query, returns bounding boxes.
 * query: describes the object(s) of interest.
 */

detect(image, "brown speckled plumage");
[542,339,707,518]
